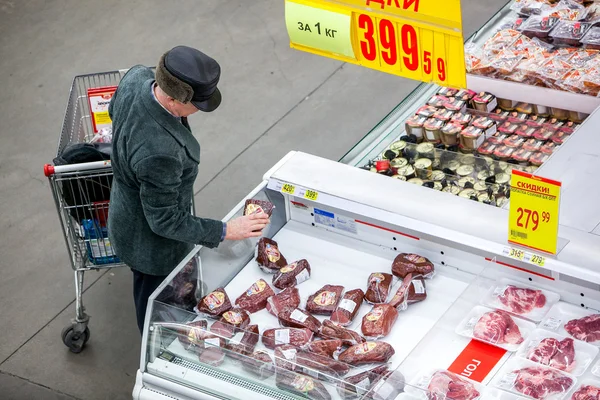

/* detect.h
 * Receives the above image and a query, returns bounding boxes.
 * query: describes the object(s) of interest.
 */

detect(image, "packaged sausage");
[320,319,366,347]
[255,238,287,274]
[210,308,251,338]
[304,339,343,358]
[388,274,414,311]
[306,285,344,316]
[278,307,322,334]
[338,341,395,366]
[241,351,275,380]
[196,288,232,317]
[176,320,209,350]
[262,327,313,349]
[266,287,300,316]
[243,199,274,217]
[391,253,435,279]
[331,289,365,326]
[235,279,275,314]
[408,276,427,304]
[225,324,259,360]
[272,259,311,290]
[274,345,350,379]
[362,304,399,339]
[275,370,332,400]
[365,273,393,304]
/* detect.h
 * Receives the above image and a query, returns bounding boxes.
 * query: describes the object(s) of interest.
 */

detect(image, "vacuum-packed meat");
[197,288,232,317]
[362,304,399,339]
[243,199,274,217]
[198,347,225,366]
[225,324,259,359]
[473,310,523,345]
[427,371,480,400]
[304,339,343,358]
[262,327,313,349]
[235,279,275,313]
[337,365,389,400]
[272,259,311,290]
[177,320,208,350]
[408,276,427,304]
[512,367,574,399]
[565,314,600,343]
[278,307,322,334]
[241,350,275,380]
[527,337,575,372]
[571,385,600,400]
[210,308,250,338]
[499,285,546,315]
[366,370,405,400]
[388,274,413,310]
[331,289,365,326]
[392,253,435,279]
[307,285,344,316]
[274,344,300,371]
[365,273,393,304]
[266,287,300,316]
[320,319,366,347]
[338,341,395,366]
[255,237,287,274]
[274,345,350,377]
[276,371,332,400]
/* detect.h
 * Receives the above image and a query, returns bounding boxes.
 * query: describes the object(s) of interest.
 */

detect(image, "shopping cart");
[43,70,128,353]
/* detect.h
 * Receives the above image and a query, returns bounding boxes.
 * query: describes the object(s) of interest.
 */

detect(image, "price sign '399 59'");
[284,0,467,88]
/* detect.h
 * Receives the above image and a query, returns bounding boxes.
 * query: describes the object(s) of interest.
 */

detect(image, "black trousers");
[132,269,168,334]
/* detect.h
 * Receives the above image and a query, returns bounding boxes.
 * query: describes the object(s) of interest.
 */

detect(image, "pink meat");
[514,367,573,399]
[427,371,480,400]
[528,338,559,365]
[571,385,600,400]
[499,286,546,315]
[473,310,523,345]
[527,338,576,372]
[565,314,600,343]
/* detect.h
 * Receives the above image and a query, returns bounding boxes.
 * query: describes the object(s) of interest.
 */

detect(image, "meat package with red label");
[272,259,311,290]
[225,324,259,360]
[307,284,344,316]
[241,350,275,380]
[243,199,274,217]
[365,273,393,304]
[427,370,480,400]
[392,253,435,279]
[197,288,232,317]
[275,371,332,400]
[338,341,395,366]
[278,307,322,334]
[255,238,287,274]
[330,288,365,326]
[303,339,343,358]
[235,279,275,313]
[320,319,366,347]
[266,287,300,316]
[262,327,314,349]
[210,308,250,338]
[362,304,399,339]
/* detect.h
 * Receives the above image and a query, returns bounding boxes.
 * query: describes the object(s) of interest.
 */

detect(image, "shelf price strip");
[508,170,561,255]
[284,0,467,88]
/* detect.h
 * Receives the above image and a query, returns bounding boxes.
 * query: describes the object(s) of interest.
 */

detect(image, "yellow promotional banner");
[285,0,467,88]
[508,170,562,255]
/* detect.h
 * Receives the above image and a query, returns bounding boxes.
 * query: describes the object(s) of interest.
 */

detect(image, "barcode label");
[339,299,357,313]
[281,349,297,360]
[275,329,290,345]
[290,309,308,323]
[541,317,562,331]
[511,230,528,239]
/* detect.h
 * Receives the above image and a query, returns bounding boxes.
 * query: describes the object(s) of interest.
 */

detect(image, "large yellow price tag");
[281,183,296,195]
[285,0,467,88]
[304,189,319,201]
[509,170,561,255]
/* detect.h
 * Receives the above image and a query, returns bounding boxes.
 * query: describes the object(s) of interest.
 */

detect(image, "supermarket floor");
[0,1,502,399]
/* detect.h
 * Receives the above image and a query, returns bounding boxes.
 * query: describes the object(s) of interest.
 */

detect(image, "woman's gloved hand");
[225,212,270,240]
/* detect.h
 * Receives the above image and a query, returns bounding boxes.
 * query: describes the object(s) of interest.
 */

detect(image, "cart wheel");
[62,326,90,353]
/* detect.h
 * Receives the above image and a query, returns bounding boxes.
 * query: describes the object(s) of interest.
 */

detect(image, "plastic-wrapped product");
[483,30,522,57]
[241,351,275,380]
[570,382,600,400]
[196,288,232,317]
[278,307,322,334]
[225,324,259,360]
[304,339,343,358]
[306,285,344,316]
[391,253,435,279]
[408,276,427,304]
[235,278,275,313]
[581,27,600,50]
[255,238,287,274]
[521,16,560,39]
[266,287,301,316]
[540,302,600,345]
[338,341,395,366]
[273,345,350,378]
[388,274,414,310]
[275,370,332,400]
[365,273,394,304]
[366,370,405,400]
[243,199,274,216]
[320,319,366,347]
[337,365,390,400]
[210,308,251,338]
[262,327,313,349]
[362,304,399,339]
[330,289,365,326]
[272,259,311,290]
[176,320,209,350]
[414,370,482,400]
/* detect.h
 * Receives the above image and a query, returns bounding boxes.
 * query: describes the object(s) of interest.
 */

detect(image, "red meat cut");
[362,304,398,338]
[365,273,393,304]
[176,320,208,350]
[337,365,389,400]
[262,327,313,349]
[473,310,523,345]
[266,287,300,317]
[210,308,250,338]
[278,307,322,334]
[272,260,311,290]
[241,351,275,380]
[565,314,600,343]
[320,319,366,347]
[499,285,546,315]
[389,274,413,310]
[234,279,275,313]
[255,237,287,273]
[243,199,274,216]
[408,276,427,304]
[196,288,232,316]
[338,341,395,366]
[307,285,344,316]
[225,324,259,360]
[331,288,365,326]
[276,371,332,400]
[392,253,435,279]
[571,385,600,400]
[304,339,343,358]
[427,371,480,400]
[527,337,576,372]
[513,367,574,399]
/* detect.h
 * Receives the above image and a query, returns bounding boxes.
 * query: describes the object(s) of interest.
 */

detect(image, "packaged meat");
[278,307,322,334]
[198,346,226,367]
[456,306,536,351]
[274,344,300,371]
[272,259,311,290]
[266,287,301,316]
[337,365,390,400]
[275,370,332,400]
[362,304,399,339]
[196,288,232,317]
[492,358,576,400]
[210,308,251,338]
[365,273,394,304]
[521,16,560,39]
[407,369,482,400]
[273,345,350,378]
[366,370,406,400]
[234,278,275,313]
[243,199,274,217]
[241,350,275,380]
[582,27,600,51]
[408,276,427,304]
[481,278,560,322]
[569,381,600,400]
[388,274,414,310]
[320,319,366,347]
[516,329,598,376]
[304,339,343,358]
[175,320,209,350]
[331,288,365,326]
[225,324,259,360]
[338,341,394,366]
[539,303,600,346]
[550,21,590,47]
[255,238,287,274]
[307,285,344,316]
[262,327,313,349]
[392,253,435,279]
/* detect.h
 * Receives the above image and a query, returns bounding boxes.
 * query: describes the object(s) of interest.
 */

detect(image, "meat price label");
[285,0,467,88]
[509,170,561,255]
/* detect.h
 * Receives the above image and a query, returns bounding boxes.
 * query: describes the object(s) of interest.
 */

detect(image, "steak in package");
[255,238,287,273]
[266,287,300,316]
[210,308,251,338]
[388,274,414,310]
[408,276,427,304]
[243,199,274,217]
[262,327,314,349]
[274,345,350,378]
[276,371,332,400]
[235,279,275,313]
[307,285,344,316]
[196,288,232,317]
[331,288,365,326]
[272,260,311,290]
[392,253,435,279]
[427,370,480,400]
[197,335,227,366]
[225,324,259,359]
[320,319,366,347]
[337,365,389,400]
[362,304,399,339]
[274,344,301,371]
[338,341,395,366]
[241,351,275,380]
[278,307,322,334]
[365,273,393,304]
[177,320,208,350]
[304,339,343,358]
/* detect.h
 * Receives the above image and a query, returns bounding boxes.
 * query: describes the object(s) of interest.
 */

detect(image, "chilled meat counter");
[133,151,600,400]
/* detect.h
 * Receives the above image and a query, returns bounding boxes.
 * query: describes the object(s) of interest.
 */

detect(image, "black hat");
[155,46,221,112]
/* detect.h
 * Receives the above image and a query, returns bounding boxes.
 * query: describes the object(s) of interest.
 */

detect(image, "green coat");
[108,65,223,276]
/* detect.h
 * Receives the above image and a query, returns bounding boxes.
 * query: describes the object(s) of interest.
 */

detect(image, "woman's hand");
[224,213,270,240]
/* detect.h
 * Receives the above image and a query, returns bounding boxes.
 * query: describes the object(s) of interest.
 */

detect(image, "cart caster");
[61,325,90,353]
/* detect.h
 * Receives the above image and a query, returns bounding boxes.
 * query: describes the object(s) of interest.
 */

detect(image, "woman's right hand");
[224,213,270,240]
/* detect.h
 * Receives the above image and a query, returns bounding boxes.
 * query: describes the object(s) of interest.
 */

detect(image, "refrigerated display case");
[133,151,600,400]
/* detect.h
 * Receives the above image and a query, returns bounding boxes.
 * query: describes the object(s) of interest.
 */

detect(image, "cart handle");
[44,160,111,177]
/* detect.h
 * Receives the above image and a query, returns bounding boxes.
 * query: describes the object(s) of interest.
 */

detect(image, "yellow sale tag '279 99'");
[284,0,467,88]
[509,170,561,255]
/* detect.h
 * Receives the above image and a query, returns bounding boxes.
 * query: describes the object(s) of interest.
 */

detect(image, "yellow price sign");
[304,189,319,201]
[509,170,561,255]
[285,0,467,88]
[281,183,296,195]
